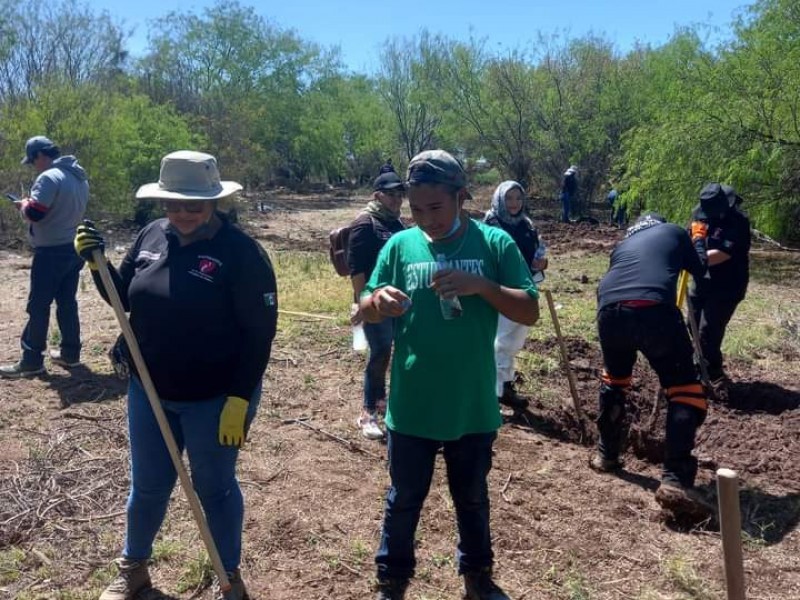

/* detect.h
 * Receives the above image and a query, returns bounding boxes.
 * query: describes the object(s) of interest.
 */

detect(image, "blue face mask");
[424,215,461,242]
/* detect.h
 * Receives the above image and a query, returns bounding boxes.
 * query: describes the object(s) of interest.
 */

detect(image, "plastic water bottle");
[352,323,368,352]
[436,253,463,320]
[351,302,368,352]
[533,243,547,284]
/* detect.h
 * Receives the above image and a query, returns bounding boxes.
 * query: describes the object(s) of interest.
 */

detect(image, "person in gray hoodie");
[1,136,89,378]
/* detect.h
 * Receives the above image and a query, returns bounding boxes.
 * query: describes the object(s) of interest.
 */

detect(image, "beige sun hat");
[135,150,243,201]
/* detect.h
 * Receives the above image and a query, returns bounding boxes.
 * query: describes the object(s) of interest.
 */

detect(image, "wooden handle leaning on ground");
[93,251,232,593]
[544,290,585,425]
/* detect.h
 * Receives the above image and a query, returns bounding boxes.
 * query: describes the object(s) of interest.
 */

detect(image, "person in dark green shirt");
[360,150,539,600]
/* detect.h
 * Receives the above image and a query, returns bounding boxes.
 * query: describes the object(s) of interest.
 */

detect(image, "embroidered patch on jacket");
[264,292,277,307]
[190,255,223,282]
[137,250,161,261]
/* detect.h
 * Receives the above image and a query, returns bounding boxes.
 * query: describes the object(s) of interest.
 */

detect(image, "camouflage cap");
[406,150,470,194]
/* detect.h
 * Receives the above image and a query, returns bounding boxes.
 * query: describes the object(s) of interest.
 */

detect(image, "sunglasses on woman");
[160,200,207,214]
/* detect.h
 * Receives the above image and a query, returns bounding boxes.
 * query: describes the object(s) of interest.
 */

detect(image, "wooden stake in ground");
[716,468,746,600]
[93,251,231,593]
[544,290,585,430]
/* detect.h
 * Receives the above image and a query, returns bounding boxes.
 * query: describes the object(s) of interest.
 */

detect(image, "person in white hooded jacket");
[484,181,548,410]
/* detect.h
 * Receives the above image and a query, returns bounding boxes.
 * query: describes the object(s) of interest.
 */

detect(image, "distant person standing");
[379,158,395,174]
[1,136,89,378]
[348,168,406,439]
[688,183,751,399]
[607,187,626,228]
[561,165,578,223]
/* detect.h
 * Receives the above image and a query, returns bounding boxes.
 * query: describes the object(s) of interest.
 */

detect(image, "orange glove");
[690,221,708,242]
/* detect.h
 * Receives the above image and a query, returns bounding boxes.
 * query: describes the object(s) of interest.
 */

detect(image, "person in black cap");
[688,183,751,398]
[1,136,89,378]
[348,168,406,440]
[592,212,713,519]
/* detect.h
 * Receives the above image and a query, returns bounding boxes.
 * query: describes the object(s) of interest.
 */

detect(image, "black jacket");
[483,214,540,272]
[598,222,706,310]
[93,214,277,402]
[689,206,750,299]
[346,212,404,281]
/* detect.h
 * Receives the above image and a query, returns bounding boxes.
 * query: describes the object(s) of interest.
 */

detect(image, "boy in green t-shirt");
[360,150,539,600]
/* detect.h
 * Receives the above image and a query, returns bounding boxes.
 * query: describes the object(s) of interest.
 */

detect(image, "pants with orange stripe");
[597,303,707,487]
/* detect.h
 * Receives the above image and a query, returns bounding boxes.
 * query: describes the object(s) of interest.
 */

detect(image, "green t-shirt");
[364,219,538,441]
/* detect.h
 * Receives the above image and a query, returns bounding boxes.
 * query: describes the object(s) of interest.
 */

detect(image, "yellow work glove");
[74,220,105,270]
[219,396,249,447]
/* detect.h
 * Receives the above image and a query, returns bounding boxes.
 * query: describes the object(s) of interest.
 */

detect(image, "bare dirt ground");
[1,190,799,600]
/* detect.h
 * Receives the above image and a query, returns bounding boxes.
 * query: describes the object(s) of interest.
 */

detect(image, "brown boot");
[655,482,715,522]
[99,558,151,600]
[212,568,250,600]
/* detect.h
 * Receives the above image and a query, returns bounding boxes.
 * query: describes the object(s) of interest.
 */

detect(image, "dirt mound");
[521,336,800,491]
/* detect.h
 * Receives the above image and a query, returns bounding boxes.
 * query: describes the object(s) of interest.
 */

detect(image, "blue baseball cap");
[22,136,57,165]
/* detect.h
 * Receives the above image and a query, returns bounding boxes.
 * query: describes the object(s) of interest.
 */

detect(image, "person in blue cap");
[1,136,89,378]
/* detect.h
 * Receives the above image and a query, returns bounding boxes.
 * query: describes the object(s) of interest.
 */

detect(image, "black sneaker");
[0,361,45,379]
[463,568,510,600]
[498,382,529,411]
[376,578,409,600]
[49,349,81,369]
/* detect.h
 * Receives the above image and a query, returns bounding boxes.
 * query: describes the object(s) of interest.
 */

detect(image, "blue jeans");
[375,429,497,580]
[363,319,394,411]
[560,191,572,223]
[21,244,84,366]
[123,377,260,571]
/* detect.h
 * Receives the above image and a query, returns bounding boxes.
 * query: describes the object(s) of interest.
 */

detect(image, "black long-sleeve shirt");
[346,212,404,281]
[93,214,277,402]
[483,214,541,273]
[562,172,577,195]
[597,222,706,310]
[689,206,751,300]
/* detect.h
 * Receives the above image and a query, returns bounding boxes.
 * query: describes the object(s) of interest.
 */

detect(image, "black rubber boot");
[663,402,706,488]
[596,384,627,462]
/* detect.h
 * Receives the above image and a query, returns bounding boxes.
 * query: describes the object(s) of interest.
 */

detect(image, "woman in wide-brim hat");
[74,150,278,600]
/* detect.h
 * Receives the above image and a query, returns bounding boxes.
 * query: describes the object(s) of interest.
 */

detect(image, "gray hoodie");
[28,155,89,247]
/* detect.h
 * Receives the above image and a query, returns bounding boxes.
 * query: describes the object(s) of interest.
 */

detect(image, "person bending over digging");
[74,151,278,600]
[360,150,540,600]
[484,180,548,411]
[348,167,406,439]
[592,213,713,520]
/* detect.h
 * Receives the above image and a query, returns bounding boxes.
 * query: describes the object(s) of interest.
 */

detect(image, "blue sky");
[85,0,750,72]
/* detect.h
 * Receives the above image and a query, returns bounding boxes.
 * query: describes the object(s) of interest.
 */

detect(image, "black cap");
[696,183,730,219]
[373,171,405,192]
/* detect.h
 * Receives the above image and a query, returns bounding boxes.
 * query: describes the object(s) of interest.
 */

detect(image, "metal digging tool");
[684,294,714,399]
[93,251,232,593]
[544,290,586,434]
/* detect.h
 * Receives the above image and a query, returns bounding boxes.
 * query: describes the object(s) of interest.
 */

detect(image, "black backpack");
[328,224,353,277]
[328,214,379,277]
